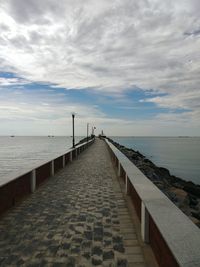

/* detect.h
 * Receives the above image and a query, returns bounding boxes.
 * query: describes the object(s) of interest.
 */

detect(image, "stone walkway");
[0,139,146,267]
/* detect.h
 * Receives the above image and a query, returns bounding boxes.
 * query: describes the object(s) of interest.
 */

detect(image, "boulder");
[188,194,198,207]
[184,182,200,198]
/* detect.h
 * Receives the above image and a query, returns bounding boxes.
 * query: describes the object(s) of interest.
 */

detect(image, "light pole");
[87,123,89,142]
[72,113,75,148]
[92,126,96,136]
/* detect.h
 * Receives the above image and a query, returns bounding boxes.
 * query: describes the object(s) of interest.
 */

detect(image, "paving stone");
[125,246,142,254]
[103,250,114,261]
[123,233,137,240]
[113,243,125,253]
[92,246,103,256]
[113,235,123,244]
[123,240,139,247]
[126,254,144,263]
[92,255,102,266]
[127,263,146,267]
[120,228,135,234]
[117,258,128,267]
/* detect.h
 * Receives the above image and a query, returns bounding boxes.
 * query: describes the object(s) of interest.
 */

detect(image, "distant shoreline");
[107,137,200,228]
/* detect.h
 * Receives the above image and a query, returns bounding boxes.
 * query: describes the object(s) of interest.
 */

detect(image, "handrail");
[105,138,200,267]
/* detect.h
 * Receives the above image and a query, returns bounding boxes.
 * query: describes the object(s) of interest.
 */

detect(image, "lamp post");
[92,126,96,136]
[87,123,89,142]
[72,113,75,148]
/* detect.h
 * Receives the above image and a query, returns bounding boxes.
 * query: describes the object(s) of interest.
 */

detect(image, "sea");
[0,136,83,185]
[111,136,200,185]
[0,136,199,185]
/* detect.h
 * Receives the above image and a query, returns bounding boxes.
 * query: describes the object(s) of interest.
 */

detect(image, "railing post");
[62,155,65,168]
[114,154,117,165]
[51,160,54,176]
[118,161,121,177]
[31,169,36,193]
[141,202,149,243]
[125,174,131,195]
[75,148,78,158]
[70,151,73,162]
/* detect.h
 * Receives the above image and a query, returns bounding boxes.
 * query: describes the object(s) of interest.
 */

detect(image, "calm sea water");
[0,136,83,184]
[1,136,200,185]
[111,137,200,185]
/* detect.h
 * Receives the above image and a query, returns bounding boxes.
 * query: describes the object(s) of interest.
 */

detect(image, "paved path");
[0,139,146,267]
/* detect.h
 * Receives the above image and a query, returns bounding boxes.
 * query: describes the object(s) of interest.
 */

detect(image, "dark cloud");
[184,29,200,36]
[2,0,67,24]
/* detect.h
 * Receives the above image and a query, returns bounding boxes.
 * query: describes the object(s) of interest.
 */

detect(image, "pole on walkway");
[72,113,75,148]
[87,123,89,142]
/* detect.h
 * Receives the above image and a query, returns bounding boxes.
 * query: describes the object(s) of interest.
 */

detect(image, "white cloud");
[0,0,200,134]
[0,77,29,86]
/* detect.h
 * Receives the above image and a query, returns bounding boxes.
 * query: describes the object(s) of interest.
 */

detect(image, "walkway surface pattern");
[0,139,146,267]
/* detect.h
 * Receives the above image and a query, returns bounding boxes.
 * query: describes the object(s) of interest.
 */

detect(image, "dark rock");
[184,183,200,198]
[164,191,178,203]
[172,182,184,189]
[156,167,171,178]
[188,195,198,206]
[107,137,200,228]
[16,259,25,265]
[196,221,200,228]
[190,205,199,211]
[136,151,145,158]
[191,211,200,220]
[143,158,155,167]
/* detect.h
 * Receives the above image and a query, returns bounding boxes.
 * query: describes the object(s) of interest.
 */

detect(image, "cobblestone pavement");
[0,139,146,267]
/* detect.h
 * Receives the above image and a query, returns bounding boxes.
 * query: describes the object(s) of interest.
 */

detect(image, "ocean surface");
[0,136,83,184]
[0,136,199,185]
[111,137,200,185]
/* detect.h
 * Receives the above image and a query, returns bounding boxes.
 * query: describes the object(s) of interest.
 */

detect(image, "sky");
[0,0,200,136]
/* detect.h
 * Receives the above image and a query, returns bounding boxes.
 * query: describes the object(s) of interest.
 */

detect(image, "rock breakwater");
[107,137,200,228]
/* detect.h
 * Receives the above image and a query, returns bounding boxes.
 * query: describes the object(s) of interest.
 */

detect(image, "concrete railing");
[105,139,200,267]
[0,138,95,215]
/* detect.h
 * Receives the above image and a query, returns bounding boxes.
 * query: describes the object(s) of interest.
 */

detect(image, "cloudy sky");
[0,0,200,136]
